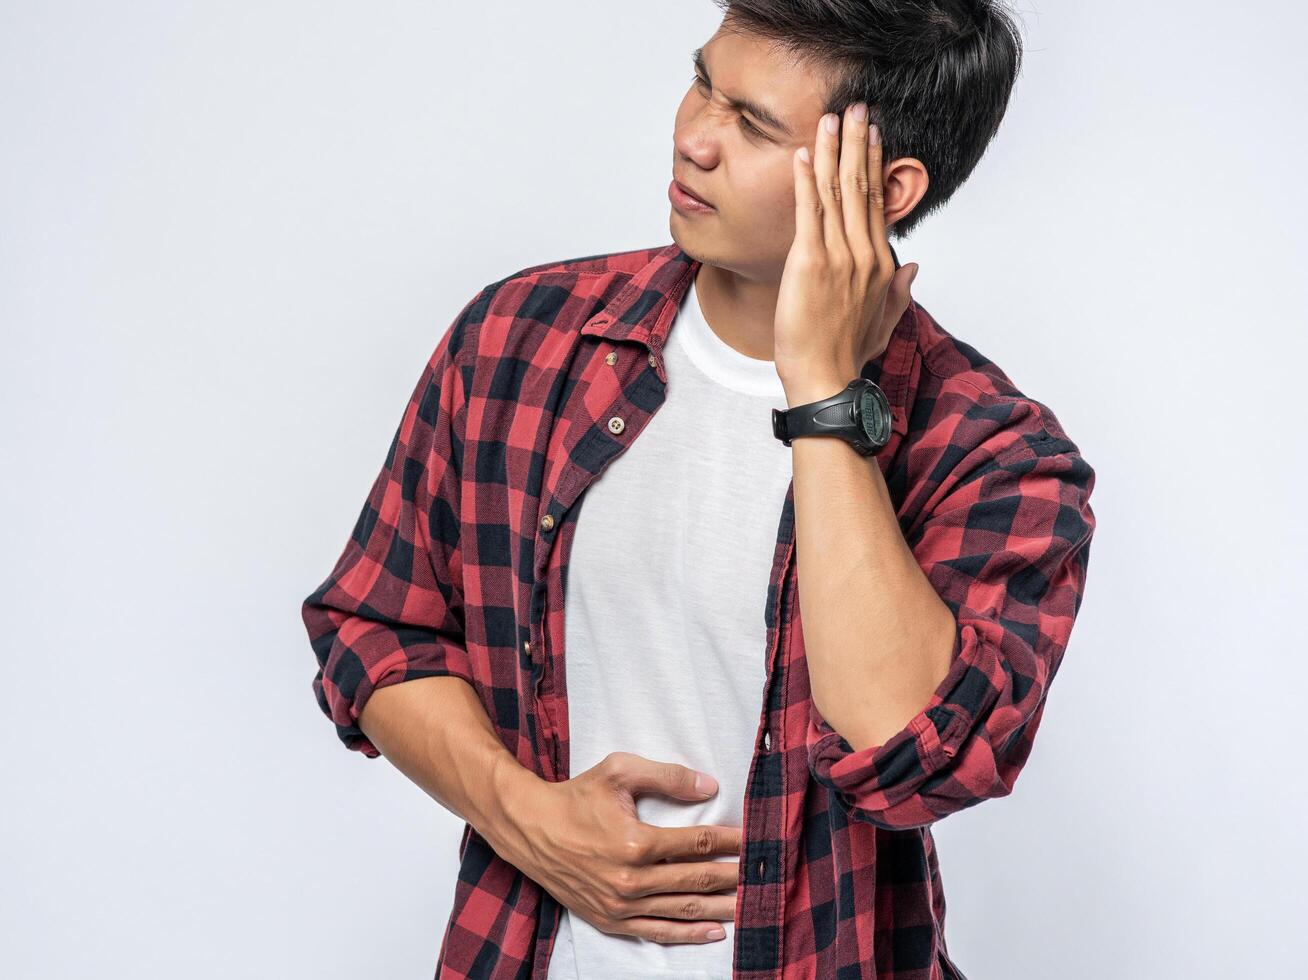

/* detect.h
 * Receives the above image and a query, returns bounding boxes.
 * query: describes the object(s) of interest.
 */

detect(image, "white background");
[3,2,1305,977]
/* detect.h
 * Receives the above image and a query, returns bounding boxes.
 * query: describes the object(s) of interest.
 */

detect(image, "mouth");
[669,178,716,213]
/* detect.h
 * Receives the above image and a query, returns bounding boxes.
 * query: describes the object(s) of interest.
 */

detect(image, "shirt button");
[607,416,625,434]
[762,731,771,751]
[757,858,766,880]
[540,514,555,532]
[648,352,657,368]
[523,640,531,655]
[605,351,618,366]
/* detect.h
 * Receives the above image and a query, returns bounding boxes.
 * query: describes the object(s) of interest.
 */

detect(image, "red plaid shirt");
[302,242,1097,980]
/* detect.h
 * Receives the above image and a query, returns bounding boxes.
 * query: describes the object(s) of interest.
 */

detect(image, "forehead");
[700,26,836,138]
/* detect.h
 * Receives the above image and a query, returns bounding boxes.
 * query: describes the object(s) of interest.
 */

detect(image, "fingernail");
[851,102,867,122]
[706,927,726,940]
[868,123,879,145]
[694,772,717,797]
[823,113,839,135]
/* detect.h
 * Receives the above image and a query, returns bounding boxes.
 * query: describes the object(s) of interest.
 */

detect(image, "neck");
[692,261,781,362]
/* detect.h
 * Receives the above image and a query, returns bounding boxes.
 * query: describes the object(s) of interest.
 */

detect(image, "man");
[301,4,1096,978]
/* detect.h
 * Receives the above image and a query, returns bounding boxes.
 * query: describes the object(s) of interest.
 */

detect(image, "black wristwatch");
[771,378,893,457]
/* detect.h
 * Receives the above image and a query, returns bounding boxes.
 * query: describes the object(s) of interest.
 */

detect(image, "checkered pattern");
[301,242,1097,979]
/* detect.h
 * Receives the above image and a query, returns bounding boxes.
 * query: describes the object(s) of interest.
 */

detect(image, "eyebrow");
[692,47,794,139]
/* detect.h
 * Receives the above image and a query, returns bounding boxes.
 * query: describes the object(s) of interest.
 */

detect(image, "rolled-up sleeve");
[807,426,1097,829]
[300,290,484,758]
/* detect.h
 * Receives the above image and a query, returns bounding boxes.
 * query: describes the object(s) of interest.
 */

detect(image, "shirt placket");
[526,336,667,978]
[733,481,797,980]
[525,322,795,979]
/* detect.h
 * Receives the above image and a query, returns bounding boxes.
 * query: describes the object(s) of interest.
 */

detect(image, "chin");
[668,219,713,265]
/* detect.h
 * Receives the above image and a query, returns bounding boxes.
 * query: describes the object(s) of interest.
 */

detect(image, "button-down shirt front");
[301,242,1098,980]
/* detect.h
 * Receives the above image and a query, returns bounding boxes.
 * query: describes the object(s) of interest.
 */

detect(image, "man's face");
[670,26,837,280]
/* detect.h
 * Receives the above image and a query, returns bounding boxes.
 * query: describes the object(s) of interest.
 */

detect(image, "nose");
[673,115,718,170]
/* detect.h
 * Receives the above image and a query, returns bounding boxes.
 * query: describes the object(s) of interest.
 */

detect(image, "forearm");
[784,373,956,754]
[357,676,544,846]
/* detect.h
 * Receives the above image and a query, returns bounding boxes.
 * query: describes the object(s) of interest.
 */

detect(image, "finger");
[866,121,893,274]
[607,915,728,944]
[625,891,737,923]
[812,111,846,253]
[887,262,919,314]
[626,858,740,899]
[610,754,716,802]
[792,145,823,255]
[840,102,872,263]
[642,823,743,863]
[876,262,918,353]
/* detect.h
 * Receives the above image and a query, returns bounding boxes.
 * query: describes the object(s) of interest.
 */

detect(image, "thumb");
[889,262,917,306]
[898,262,919,300]
[875,262,918,353]
[608,753,718,802]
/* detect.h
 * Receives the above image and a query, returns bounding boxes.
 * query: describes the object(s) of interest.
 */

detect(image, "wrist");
[481,750,550,857]
[780,370,856,408]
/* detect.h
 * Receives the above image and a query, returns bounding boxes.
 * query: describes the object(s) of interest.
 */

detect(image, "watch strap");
[771,381,860,447]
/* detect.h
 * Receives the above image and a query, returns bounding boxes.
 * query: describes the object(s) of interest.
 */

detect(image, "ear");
[882,157,929,229]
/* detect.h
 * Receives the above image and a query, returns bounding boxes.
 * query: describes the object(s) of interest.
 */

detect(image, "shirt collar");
[580,241,918,441]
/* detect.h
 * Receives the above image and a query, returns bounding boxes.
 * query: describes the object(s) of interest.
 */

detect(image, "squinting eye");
[691,76,769,141]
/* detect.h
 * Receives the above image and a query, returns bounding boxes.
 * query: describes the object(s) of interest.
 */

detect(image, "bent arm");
[358,675,544,847]
[807,428,1097,829]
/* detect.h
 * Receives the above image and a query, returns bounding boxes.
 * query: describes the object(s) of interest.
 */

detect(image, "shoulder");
[895,300,1097,541]
[490,244,667,283]
[448,244,665,359]
[906,300,1089,465]
[475,244,664,323]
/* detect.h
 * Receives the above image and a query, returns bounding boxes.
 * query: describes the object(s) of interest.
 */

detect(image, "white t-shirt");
[545,271,793,979]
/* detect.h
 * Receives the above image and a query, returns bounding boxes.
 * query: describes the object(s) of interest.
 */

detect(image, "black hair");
[709,0,1025,240]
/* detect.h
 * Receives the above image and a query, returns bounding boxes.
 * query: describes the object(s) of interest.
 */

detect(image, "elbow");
[806,620,1051,830]
[809,709,1039,831]
[302,595,475,759]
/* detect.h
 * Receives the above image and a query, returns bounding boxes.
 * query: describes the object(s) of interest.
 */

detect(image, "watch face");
[857,383,892,447]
